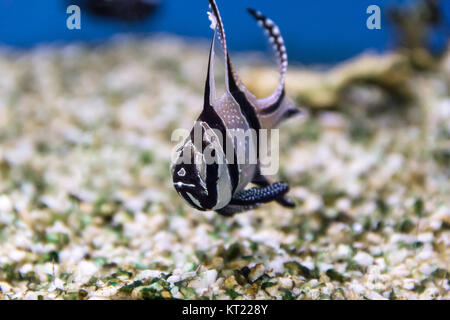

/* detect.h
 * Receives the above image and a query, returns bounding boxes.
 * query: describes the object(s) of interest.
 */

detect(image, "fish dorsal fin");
[208,0,252,98]
[204,26,217,108]
[247,9,288,110]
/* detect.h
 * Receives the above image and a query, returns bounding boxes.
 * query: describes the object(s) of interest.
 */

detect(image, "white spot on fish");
[207,11,217,30]
[272,26,280,36]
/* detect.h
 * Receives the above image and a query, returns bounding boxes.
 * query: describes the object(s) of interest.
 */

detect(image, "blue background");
[0,0,448,64]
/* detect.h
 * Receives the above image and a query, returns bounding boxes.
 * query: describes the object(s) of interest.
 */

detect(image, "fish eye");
[177,167,186,177]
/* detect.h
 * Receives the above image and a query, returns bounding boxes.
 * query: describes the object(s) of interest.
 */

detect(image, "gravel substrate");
[0,36,449,300]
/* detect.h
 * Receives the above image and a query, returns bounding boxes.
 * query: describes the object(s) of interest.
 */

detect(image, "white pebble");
[353,251,374,267]
[0,195,12,212]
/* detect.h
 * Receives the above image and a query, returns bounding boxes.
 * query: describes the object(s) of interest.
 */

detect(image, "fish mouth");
[173,181,210,211]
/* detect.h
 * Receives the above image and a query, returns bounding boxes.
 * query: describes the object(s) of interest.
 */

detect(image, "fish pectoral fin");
[252,172,295,208]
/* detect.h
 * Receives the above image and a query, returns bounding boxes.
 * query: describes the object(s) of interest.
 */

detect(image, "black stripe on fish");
[198,109,240,194]
[201,34,240,193]
[182,125,219,210]
[226,57,261,161]
[179,189,204,211]
[203,32,215,109]
[260,89,285,116]
[226,58,261,132]
[204,154,219,209]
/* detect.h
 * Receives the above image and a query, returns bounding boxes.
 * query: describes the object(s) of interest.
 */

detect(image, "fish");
[171,0,301,216]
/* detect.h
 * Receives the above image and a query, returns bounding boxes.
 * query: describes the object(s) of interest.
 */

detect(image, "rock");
[248,264,265,283]
[224,276,238,290]
[353,252,374,267]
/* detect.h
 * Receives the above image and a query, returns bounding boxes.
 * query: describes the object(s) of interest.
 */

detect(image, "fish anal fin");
[216,203,259,217]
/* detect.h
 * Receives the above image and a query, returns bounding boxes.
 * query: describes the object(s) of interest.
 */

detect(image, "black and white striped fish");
[171,0,300,216]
